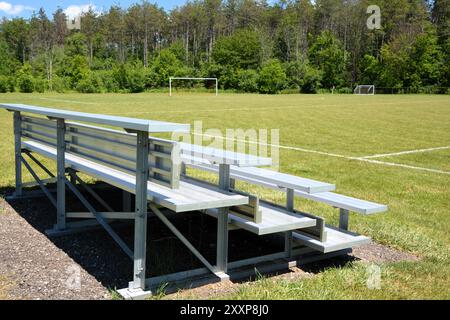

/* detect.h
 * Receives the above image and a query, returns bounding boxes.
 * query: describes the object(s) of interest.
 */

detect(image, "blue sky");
[0,1,187,18]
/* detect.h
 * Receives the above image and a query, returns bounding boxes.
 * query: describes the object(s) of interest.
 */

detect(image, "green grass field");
[0,92,449,299]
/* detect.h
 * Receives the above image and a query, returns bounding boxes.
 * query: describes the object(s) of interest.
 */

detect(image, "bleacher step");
[293,226,370,253]
[206,202,317,235]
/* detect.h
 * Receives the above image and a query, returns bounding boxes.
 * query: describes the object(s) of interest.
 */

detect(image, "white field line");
[192,133,450,175]
[39,97,99,105]
[358,145,450,159]
[108,99,440,115]
[192,132,348,158]
[353,158,450,175]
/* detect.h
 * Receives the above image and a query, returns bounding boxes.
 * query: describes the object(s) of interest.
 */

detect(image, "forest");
[0,0,448,94]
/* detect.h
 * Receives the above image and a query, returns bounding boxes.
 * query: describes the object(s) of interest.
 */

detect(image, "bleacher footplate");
[293,226,371,253]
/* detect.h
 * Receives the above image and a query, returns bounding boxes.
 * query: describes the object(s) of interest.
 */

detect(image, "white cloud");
[0,1,33,15]
[64,4,97,19]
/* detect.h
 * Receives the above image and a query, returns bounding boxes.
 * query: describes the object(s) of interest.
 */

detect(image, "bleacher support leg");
[13,111,22,197]
[56,118,66,230]
[122,190,132,212]
[284,188,294,258]
[131,130,149,291]
[339,209,349,230]
[217,164,230,274]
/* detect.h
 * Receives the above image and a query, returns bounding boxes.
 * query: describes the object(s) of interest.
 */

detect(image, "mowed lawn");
[0,92,449,299]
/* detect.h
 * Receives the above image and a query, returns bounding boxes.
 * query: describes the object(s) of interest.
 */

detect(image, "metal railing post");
[13,111,22,197]
[217,163,230,273]
[132,130,149,290]
[56,118,66,230]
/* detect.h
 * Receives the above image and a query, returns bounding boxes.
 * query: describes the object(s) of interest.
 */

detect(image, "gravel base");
[0,199,110,300]
[0,188,419,300]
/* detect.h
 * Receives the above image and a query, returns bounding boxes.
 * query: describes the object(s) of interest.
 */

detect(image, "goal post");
[169,77,218,96]
[354,85,375,95]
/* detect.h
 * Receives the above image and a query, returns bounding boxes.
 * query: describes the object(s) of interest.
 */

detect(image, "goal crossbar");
[169,77,218,96]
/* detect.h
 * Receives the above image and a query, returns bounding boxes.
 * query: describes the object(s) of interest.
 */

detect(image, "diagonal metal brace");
[23,150,56,178]
[68,170,114,213]
[20,155,57,208]
[64,179,133,259]
[149,203,221,277]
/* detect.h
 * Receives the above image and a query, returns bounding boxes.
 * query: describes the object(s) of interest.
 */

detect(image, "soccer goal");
[169,77,218,96]
[354,85,375,95]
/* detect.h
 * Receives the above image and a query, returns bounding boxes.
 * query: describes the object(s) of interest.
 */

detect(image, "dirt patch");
[351,242,420,264]
[163,266,313,300]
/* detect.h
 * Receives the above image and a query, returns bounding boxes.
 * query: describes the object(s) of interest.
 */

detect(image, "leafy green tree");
[58,33,90,89]
[1,18,29,64]
[64,33,88,57]
[379,31,444,88]
[17,63,35,93]
[0,40,20,76]
[126,66,146,93]
[308,31,349,88]
[409,31,443,87]
[285,61,322,93]
[201,62,236,89]
[112,62,147,92]
[378,37,410,88]
[236,69,258,92]
[148,49,182,87]
[33,78,47,93]
[212,29,262,70]
[59,55,89,89]
[76,71,103,93]
[95,70,119,93]
[0,76,8,93]
[50,75,68,93]
[359,55,380,86]
[257,59,287,94]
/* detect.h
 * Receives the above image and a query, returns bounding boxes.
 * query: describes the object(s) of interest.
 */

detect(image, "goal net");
[169,77,218,96]
[354,85,375,95]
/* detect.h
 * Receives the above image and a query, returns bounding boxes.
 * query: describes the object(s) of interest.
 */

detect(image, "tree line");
[0,0,448,94]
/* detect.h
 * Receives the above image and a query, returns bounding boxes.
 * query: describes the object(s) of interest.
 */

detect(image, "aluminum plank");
[180,142,272,167]
[187,162,386,214]
[22,140,248,213]
[187,162,335,194]
[294,191,388,214]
